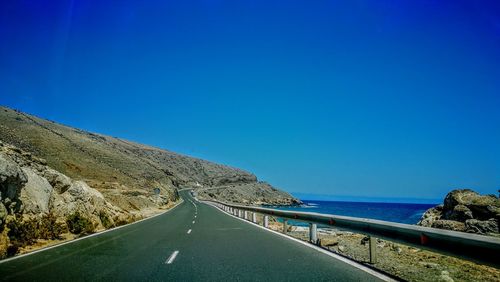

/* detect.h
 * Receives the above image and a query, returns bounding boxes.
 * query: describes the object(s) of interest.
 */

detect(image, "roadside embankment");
[260,217,500,281]
[0,141,179,258]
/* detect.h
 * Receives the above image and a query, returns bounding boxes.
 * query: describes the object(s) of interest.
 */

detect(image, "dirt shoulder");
[264,221,500,281]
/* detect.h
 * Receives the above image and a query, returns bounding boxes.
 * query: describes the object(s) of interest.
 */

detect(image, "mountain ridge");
[0,106,298,204]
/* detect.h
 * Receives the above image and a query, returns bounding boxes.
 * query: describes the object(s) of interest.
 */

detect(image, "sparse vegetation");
[114,219,130,227]
[99,211,114,229]
[6,213,66,256]
[66,212,94,235]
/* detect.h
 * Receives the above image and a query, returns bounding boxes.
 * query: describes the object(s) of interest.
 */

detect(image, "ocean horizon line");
[291,193,441,205]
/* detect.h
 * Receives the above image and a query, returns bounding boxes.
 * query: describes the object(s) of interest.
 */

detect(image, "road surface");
[0,191,385,281]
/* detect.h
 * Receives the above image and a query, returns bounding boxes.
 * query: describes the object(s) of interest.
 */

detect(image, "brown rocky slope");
[0,106,298,206]
[0,106,299,257]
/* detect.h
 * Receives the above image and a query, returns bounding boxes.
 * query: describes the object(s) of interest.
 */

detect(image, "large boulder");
[50,181,123,228]
[447,204,474,221]
[418,205,443,227]
[0,153,27,202]
[19,168,53,214]
[43,168,71,194]
[431,219,466,232]
[443,189,499,220]
[419,189,500,236]
[465,219,499,235]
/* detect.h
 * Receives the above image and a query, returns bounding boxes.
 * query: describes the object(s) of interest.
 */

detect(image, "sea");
[276,200,436,225]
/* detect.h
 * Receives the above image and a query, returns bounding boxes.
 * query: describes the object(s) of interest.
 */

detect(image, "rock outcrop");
[0,152,27,212]
[0,143,127,227]
[0,143,126,257]
[418,189,500,236]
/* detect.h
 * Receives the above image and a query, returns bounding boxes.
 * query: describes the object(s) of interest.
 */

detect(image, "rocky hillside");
[196,182,301,206]
[418,189,499,237]
[0,106,299,257]
[0,106,298,206]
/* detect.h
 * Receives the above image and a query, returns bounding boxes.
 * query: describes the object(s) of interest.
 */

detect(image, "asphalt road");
[0,191,385,281]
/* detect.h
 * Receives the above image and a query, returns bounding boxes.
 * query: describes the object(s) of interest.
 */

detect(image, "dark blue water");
[276,200,435,225]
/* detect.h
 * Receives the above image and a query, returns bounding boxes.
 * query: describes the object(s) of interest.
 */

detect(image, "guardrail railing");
[201,198,500,268]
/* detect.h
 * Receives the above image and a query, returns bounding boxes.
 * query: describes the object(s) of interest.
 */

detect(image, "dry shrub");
[66,212,94,235]
[6,213,66,256]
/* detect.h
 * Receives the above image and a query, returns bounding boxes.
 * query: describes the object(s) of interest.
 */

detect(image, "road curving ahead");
[0,191,388,281]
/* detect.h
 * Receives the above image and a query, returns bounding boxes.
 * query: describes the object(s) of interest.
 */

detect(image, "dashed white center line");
[187,229,192,234]
[192,220,195,224]
[194,215,197,218]
[165,250,179,264]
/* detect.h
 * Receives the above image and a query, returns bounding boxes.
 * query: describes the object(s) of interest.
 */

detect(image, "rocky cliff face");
[0,106,299,256]
[0,142,139,256]
[418,189,499,236]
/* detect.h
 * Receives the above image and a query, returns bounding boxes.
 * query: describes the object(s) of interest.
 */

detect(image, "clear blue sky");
[1,0,499,202]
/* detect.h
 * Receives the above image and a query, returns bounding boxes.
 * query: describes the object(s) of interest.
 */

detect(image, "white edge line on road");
[165,250,179,264]
[0,198,185,265]
[187,229,192,234]
[202,201,395,282]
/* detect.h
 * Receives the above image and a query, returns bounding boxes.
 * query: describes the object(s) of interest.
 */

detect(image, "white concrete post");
[264,216,269,228]
[309,223,318,244]
[238,210,242,218]
[244,211,248,220]
[252,212,257,223]
[283,219,288,234]
[369,236,377,264]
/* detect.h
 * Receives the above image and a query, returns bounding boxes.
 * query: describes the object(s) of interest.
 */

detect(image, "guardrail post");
[234,209,238,216]
[252,212,257,223]
[283,219,288,234]
[264,216,269,228]
[244,211,248,220]
[309,223,318,244]
[238,210,242,218]
[369,236,377,264]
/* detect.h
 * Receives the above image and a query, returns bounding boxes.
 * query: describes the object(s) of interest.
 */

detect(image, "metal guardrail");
[202,198,500,268]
